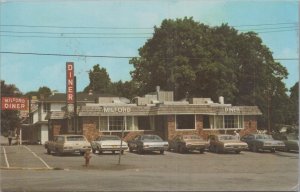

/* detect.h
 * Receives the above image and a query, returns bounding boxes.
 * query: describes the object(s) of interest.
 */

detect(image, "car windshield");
[287,135,299,140]
[66,136,85,141]
[255,134,272,140]
[142,135,163,141]
[98,136,120,141]
[218,135,236,141]
[183,135,202,140]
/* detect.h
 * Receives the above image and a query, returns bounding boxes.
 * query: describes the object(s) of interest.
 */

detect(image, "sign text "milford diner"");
[1,97,28,110]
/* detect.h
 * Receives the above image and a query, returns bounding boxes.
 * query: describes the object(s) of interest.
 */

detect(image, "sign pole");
[74,76,77,134]
[118,116,125,165]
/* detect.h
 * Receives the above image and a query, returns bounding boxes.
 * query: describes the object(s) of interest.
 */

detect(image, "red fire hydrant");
[84,149,92,166]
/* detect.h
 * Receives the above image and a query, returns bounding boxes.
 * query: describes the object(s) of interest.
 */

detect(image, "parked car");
[45,135,91,155]
[90,135,128,154]
[241,133,285,153]
[128,134,168,154]
[208,134,248,154]
[168,134,209,153]
[273,134,299,152]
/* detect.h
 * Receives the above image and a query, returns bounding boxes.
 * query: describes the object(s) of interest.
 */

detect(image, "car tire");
[121,150,124,155]
[137,147,143,154]
[200,149,205,154]
[129,147,133,152]
[80,152,85,156]
[92,148,96,154]
[160,150,164,155]
[235,150,241,154]
[284,146,290,152]
[112,151,115,154]
[270,148,276,153]
[179,145,185,154]
[47,148,51,155]
[253,145,258,152]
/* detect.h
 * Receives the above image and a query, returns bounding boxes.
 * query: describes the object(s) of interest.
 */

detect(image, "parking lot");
[0,144,299,191]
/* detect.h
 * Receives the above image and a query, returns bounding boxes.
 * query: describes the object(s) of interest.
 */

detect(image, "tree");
[288,82,299,125]
[83,64,112,94]
[110,80,138,100]
[1,81,22,134]
[25,86,52,99]
[129,17,290,129]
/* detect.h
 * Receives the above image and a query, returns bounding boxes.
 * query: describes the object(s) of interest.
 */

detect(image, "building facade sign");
[1,97,28,110]
[224,107,241,113]
[66,62,74,104]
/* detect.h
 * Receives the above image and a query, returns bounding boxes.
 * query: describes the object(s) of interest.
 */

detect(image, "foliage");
[25,86,52,99]
[83,64,111,94]
[1,80,22,134]
[287,82,299,125]
[129,17,290,129]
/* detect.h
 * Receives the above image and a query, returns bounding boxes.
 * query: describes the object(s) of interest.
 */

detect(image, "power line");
[0,24,153,30]
[0,35,151,39]
[0,30,153,35]
[232,22,298,27]
[0,51,298,61]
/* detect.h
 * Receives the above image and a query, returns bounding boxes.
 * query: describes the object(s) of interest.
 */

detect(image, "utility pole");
[74,76,77,134]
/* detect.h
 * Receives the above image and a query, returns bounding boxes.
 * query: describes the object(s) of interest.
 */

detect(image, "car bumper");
[223,146,248,152]
[99,146,128,151]
[62,147,91,153]
[186,145,207,150]
[262,146,285,150]
[142,146,168,151]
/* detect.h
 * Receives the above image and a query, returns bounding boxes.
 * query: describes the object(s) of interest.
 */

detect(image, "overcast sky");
[0,0,298,94]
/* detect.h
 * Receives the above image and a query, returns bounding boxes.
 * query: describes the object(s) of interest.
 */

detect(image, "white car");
[45,135,91,155]
[91,135,128,154]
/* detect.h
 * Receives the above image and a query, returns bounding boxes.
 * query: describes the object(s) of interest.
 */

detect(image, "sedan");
[241,133,285,153]
[208,134,248,154]
[90,135,128,154]
[128,134,169,154]
[273,133,298,152]
[168,134,209,153]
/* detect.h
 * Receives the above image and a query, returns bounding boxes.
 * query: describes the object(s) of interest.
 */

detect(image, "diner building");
[48,87,262,142]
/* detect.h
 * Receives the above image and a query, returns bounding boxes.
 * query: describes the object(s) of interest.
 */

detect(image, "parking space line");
[23,146,52,169]
[2,146,10,168]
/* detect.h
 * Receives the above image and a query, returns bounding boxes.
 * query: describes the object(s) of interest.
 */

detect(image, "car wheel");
[179,145,185,154]
[270,148,276,153]
[137,147,143,154]
[129,147,133,152]
[92,148,96,154]
[80,152,85,156]
[160,150,164,155]
[200,149,205,154]
[253,145,258,152]
[47,148,51,155]
[235,150,241,154]
[121,150,124,155]
[216,147,220,154]
[284,146,290,152]
[112,151,116,154]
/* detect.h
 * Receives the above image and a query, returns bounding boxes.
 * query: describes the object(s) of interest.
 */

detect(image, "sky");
[0,0,298,94]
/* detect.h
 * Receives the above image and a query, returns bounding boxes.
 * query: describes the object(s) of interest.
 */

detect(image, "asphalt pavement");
[0,145,299,191]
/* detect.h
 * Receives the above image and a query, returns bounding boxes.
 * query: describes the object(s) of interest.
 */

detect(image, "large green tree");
[83,64,112,94]
[129,17,289,129]
[288,82,299,125]
[1,81,22,134]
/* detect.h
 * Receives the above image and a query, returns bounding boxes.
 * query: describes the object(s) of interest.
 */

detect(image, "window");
[203,115,214,129]
[138,116,151,130]
[99,116,108,131]
[43,103,50,112]
[126,116,138,131]
[176,115,195,130]
[214,115,243,129]
[109,116,124,131]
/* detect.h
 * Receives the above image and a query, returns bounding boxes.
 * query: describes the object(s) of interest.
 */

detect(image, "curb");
[0,167,66,171]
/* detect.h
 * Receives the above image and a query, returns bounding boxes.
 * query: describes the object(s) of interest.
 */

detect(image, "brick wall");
[82,117,100,142]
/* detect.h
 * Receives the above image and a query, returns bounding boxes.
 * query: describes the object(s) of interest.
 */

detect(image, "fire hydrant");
[84,149,92,166]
